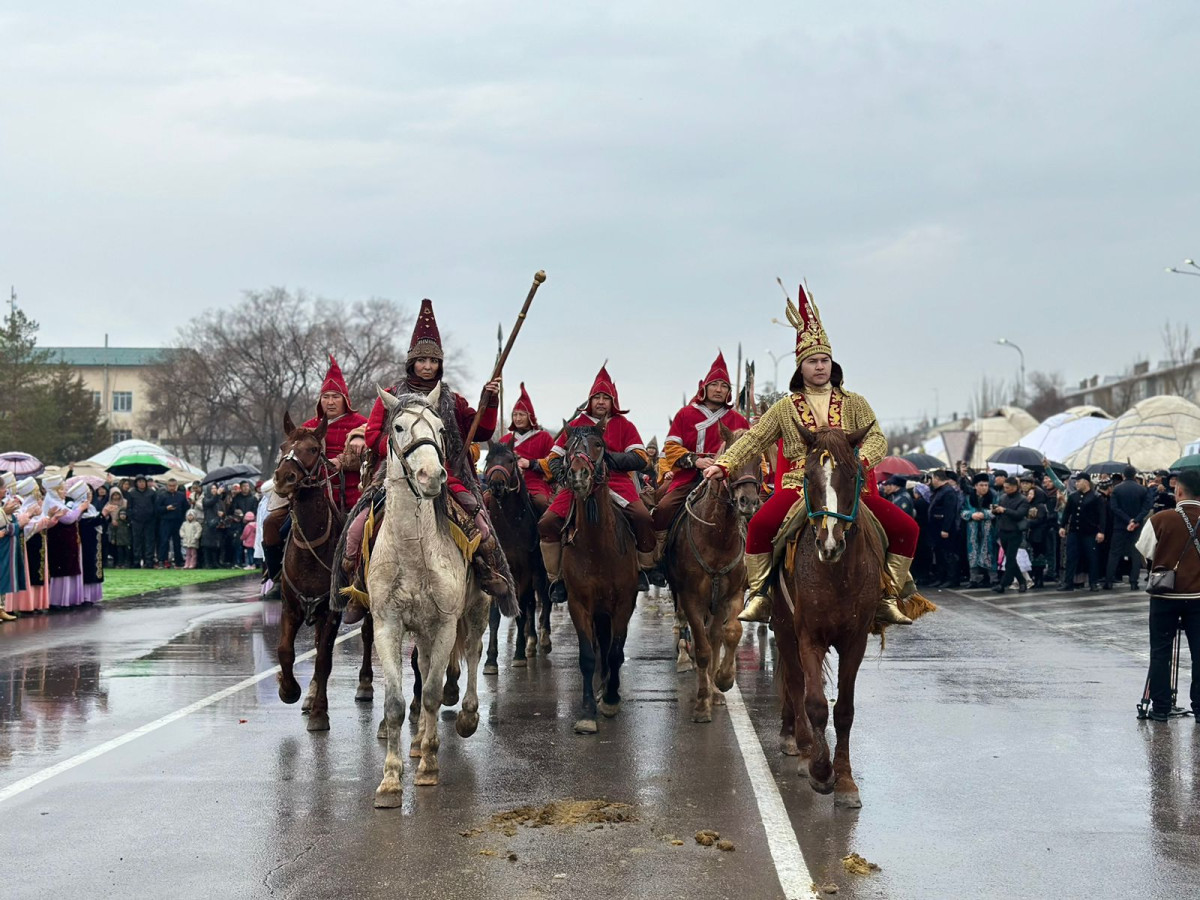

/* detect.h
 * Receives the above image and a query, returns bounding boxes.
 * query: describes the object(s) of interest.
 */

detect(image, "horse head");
[483,441,521,496]
[564,423,607,500]
[377,384,447,499]
[720,423,762,520]
[798,422,873,564]
[274,411,328,498]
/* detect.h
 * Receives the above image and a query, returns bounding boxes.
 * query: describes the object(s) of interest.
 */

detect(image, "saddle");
[561,492,635,550]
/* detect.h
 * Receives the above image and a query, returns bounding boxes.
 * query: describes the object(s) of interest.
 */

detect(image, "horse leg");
[513,590,529,668]
[306,611,337,732]
[522,584,538,661]
[372,614,408,808]
[713,592,743,694]
[674,603,695,673]
[416,626,455,786]
[484,600,500,675]
[801,632,834,794]
[774,612,814,771]
[275,597,303,705]
[594,612,618,717]
[689,600,714,723]
[356,613,375,702]
[569,601,599,734]
[832,632,869,809]
[409,645,422,719]
[456,599,488,739]
[537,571,552,653]
[442,652,461,707]
[602,599,633,716]
[301,679,317,713]
[777,668,799,757]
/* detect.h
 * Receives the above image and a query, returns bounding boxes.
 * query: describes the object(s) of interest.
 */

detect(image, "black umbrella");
[201,463,262,486]
[987,446,1045,468]
[901,452,945,470]
[1084,460,1128,476]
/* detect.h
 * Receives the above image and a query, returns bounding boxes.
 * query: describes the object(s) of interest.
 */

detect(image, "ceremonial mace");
[460,270,547,458]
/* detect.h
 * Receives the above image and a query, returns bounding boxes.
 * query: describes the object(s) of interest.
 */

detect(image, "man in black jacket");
[1057,472,1107,591]
[1020,473,1053,589]
[155,478,187,568]
[882,475,916,518]
[927,469,961,588]
[1106,465,1154,589]
[991,476,1031,593]
[125,475,158,568]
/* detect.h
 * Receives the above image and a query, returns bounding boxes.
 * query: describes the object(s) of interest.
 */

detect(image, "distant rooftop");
[41,347,172,367]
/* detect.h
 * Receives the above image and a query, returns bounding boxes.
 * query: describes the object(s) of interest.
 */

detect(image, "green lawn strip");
[103,568,255,601]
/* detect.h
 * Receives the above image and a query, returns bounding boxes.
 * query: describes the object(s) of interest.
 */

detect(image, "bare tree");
[969,375,1011,419]
[1025,370,1069,422]
[1159,319,1196,400]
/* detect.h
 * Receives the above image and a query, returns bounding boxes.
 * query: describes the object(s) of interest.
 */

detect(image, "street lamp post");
[1165,258,1200,278]
[765,349,784,392]
[996,338,1026,406]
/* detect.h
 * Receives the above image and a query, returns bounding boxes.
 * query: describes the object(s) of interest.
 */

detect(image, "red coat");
[548,412,646,517]
[303,411,368,507]
[365,388,496,497]
[663,403,750,496]
[500,428,555,498]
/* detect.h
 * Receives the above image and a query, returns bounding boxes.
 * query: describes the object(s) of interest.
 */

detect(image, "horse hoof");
[780,736,800,757]
[278,680,302,705]
[574,719,598,735]
[409,696,421,717]
[306,713,330,732]
[441,683,460,707]
[712,692,726,707]
[409,742,423,759]
[540,635,552,653]
[301,695,314,713]
[598,700,620,719]
[834,791,862,809]
[483,662,499,676]
[377,719,388,741]
[512,658,527,668]
[714,671,735,693]
[456,710,479,738]
[415,770,439,787]
[808,774,835,795]
[692,709,713,724]
[526,637,538,658]
[355,684,374,702]
[676,660,695,674]
[796,756,811,778]
[374,788,403,809]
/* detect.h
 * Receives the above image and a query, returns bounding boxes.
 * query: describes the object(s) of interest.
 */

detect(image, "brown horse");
[273,413,366,732]
[483,441,551,672]
[665,424,761,723]
[773,423,881,809]
[560,424,639,735]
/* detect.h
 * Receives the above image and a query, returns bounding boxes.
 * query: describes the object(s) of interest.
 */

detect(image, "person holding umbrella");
[126,475,157,568]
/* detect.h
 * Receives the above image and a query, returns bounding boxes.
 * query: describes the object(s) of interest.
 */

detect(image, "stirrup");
[875,596,913,626]
[738,591,772,623]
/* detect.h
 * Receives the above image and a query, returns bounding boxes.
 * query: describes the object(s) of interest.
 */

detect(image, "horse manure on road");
[694,829,720,846]
[842,852,881,875]
[486,799,636,833]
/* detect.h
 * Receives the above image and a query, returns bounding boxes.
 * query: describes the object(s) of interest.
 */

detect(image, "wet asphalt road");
[1,576,1197,900]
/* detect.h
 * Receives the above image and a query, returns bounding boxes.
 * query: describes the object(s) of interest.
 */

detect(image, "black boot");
[1032,567,1045,590]
[262,543,284,600]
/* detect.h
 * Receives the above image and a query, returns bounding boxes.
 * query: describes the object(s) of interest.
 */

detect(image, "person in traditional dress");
[0,472,23,621]
[72,482,105,605]
[260,355,369,597]
[11,477,51,612]
[340,298,512,623]
[498,383,555,516]
[43,474,88,608]
[536,364,656,602]
[705,285,921,626]
[960,473,996,587]
[651,352,751,553]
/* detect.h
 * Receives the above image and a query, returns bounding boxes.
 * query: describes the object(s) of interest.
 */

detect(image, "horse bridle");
[389,403,446,498]
[484,458,521,495]
[802,448,864,525]
[567,434,608,488]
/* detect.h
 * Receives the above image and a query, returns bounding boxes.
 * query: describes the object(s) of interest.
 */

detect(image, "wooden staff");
[461,270,547,454]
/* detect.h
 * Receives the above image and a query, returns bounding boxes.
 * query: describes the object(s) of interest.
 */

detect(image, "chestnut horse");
[665,424,761,723]
[773,423,881,809]
[482,441,552,671]
[560,424,639,735]
[273,413,371,732]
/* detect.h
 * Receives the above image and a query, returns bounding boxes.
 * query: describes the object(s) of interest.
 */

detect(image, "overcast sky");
[3,2,1198,442]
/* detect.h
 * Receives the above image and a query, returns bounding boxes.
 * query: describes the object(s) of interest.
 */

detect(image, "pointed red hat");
[407,299,444,364]
[691,351,732,404]
[511,382,539,428]
[316,354,356,416]
[587,364,628,415]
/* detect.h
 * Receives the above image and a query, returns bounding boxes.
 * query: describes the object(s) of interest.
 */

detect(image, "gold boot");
[737,552,774,623]
[876,553,915,626]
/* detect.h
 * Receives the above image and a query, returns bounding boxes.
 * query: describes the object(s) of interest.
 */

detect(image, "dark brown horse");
[273,413,369,731]
[483,441,551,672]
[665,424,761,723]
[560,424,638,735]
[773,423,881,808]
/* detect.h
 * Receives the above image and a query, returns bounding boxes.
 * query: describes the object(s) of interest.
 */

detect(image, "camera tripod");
[1137,625,1195,720]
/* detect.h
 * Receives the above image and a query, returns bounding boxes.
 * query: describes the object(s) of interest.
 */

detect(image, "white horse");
[369,385,489,807]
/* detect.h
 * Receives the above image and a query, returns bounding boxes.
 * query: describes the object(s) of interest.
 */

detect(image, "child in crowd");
[180,510,202,569]
[110,509,132,568]
[240,512,257,569]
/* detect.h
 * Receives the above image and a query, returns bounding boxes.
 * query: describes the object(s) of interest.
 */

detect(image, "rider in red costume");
[498,383,555,516]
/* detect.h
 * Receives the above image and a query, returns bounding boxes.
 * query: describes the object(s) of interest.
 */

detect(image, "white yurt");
[1065,395,1200,471]
[968,406,1039,468]
[1016,405,1114,462]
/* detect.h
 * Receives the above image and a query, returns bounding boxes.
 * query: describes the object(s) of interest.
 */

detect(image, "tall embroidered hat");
[587,364,628,415]
[786,283,833,366]
[691,351,733,405]
[407,299,444,364]
[316,355,356,416]
[511,382,539,429]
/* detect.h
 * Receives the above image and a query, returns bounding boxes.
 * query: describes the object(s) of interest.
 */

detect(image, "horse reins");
[802,448,864,525]
[388,403,446,499]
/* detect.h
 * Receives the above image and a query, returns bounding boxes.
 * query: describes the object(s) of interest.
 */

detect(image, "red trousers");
[745,487,918,557]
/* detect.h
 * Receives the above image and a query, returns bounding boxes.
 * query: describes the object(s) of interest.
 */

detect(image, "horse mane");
[808,426,861,472]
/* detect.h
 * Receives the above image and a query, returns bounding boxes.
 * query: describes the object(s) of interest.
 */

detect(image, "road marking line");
[726,683,817,900]
[0,627,363,806]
